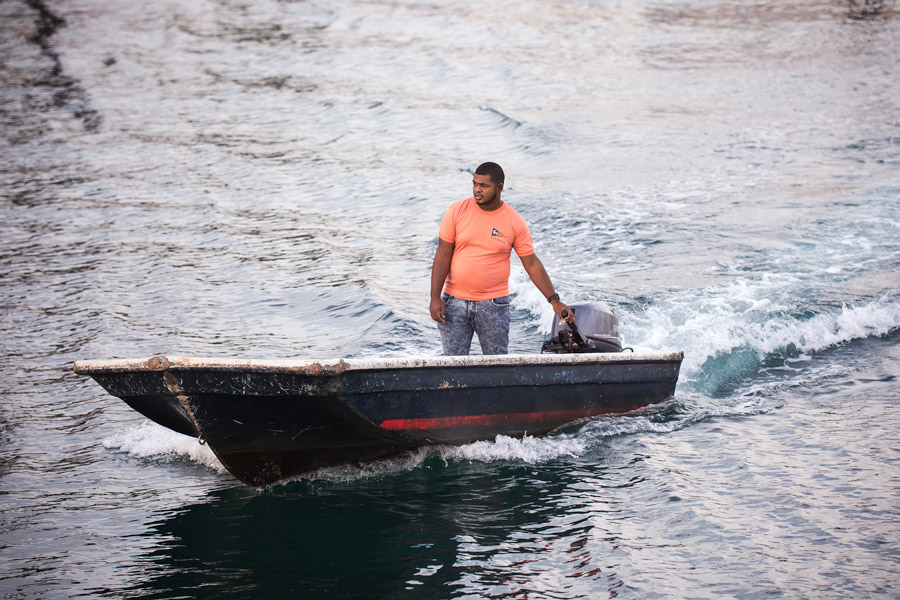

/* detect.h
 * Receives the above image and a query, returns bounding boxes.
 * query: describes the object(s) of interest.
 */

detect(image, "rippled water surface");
[2,0,899,598]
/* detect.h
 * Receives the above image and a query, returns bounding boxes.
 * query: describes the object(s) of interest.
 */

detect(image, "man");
[429,162,573,355]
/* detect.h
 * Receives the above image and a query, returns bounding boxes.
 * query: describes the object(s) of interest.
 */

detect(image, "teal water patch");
[696,345,766,397]
[694,343,808,398]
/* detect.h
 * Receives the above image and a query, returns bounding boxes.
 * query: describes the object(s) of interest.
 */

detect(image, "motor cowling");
[540,301,623,354]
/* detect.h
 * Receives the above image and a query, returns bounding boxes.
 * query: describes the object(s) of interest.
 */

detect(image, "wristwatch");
[547,293,560,304]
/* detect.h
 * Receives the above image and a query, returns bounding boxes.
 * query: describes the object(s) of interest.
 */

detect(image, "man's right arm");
[429,238,454,322]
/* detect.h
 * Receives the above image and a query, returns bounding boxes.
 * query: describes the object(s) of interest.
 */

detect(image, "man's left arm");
[519,254,574,323]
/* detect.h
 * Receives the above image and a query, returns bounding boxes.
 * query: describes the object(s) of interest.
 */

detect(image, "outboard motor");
[540,301,623,354]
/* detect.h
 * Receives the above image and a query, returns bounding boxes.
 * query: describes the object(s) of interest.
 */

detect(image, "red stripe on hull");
[379,408,635,431]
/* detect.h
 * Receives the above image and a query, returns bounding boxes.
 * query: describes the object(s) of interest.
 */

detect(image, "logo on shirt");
[491,228,506,238]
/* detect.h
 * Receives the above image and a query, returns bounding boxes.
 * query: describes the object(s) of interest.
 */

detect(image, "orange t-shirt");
[438,197,535,300]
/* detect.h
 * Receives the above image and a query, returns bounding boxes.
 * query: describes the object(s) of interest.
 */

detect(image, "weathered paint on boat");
[75,352,683,486]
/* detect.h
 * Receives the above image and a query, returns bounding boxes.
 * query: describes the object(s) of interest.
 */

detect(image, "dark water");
[2,0,899,597]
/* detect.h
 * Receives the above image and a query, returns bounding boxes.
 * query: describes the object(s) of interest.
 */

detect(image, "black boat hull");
[75,352,683,486]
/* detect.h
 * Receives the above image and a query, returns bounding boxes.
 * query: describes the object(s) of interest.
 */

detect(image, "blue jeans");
[438,293,510,355]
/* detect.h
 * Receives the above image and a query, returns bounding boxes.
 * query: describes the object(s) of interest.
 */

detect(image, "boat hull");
[75,352,683,486]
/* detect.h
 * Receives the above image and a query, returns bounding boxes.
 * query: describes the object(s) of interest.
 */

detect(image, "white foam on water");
[279,435,587,485]
[509,266,557,333]
[103,421,227,474]
[103,403,783,486]
[276,434,592,485]
[103,288,899,485]
[621,285,900,382]
[296,403,741,482]
[430,397,770,468]
[513,255,899,373]
[439,432,587,463]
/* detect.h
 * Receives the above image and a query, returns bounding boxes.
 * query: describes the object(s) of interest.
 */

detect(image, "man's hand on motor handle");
[553,300,575,324]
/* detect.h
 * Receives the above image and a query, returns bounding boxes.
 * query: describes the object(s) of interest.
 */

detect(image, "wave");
[513,257,900,398]
[103,422,227,473]
[284,395,779,485]
[621,286,900,396]
[102,393,786,485]
[101,288,898,483]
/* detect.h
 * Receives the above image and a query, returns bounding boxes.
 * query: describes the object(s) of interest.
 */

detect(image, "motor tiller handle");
[560,310,587,348]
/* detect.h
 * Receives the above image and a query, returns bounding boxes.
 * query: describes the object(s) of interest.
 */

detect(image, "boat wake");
[103,422,227,474]
[100,289,898,485]
[439,431,586,463]
[618,288,899,396]
[287,397,773,485]
[281,434,591,485]
[100,394,778,486]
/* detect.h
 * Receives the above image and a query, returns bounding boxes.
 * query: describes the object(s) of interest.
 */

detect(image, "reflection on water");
[118,457,631,599]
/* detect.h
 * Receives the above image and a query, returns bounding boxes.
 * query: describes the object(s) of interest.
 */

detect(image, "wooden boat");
[74,350,683,486]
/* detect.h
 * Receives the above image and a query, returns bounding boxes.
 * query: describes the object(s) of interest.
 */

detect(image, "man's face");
[473,174,502,206]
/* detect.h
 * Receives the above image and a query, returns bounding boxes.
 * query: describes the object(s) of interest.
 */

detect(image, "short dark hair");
[475,162,505,185]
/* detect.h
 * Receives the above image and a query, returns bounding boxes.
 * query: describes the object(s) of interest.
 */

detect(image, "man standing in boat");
[430,162,574,355]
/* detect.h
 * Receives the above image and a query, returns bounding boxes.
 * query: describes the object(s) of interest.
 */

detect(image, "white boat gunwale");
[73,351,685,376]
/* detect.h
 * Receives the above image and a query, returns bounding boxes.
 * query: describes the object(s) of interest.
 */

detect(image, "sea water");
[1,0,898,598]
